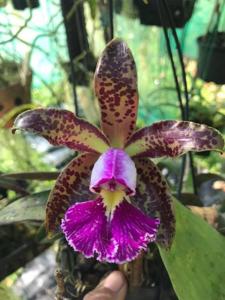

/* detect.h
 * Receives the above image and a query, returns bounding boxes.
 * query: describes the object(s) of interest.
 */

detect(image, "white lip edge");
[62,216,159,264]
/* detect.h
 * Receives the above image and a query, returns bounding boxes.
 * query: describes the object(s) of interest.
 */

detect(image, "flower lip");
[90,148,137,196]
[61,197,160,263]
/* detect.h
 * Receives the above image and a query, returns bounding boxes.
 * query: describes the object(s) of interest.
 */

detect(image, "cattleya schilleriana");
[13,39,224,263]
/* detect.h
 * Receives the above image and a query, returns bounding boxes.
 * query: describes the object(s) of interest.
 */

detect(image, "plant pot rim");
[197,32,225,50]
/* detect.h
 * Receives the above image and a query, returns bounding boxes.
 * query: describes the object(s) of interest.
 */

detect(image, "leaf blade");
[0,191,49,225]
[159,199,225,300]
[0,172,60,181]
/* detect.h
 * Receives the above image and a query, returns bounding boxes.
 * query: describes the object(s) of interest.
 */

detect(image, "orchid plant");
[13,39,224,264]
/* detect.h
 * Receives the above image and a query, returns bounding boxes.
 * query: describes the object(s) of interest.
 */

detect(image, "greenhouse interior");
[0,0,225,299]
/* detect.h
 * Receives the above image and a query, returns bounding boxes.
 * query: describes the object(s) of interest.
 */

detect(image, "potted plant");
[197,1,225,84]
[197,31,225,84]
[12,0,39,10]
[133,0,196,28]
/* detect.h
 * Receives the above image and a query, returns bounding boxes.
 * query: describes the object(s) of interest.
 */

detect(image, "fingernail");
[102,271,126,293]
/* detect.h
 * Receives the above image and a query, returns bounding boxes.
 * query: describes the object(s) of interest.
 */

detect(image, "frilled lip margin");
[61,198,160,264]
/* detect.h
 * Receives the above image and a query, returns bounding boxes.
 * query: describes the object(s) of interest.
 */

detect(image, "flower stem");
[118,252,144,288]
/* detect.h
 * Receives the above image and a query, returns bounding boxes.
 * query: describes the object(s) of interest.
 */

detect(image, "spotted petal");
[61,198,159,263]
[125,121,224,158]
[94,39,138,148]
[134,158,175,248]
[46,153,98,233]
[13,108,110,154]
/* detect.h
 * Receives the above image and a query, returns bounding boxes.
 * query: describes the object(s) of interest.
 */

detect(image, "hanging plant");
[197,1,225,84]
[197,32,225,84]
[11,0,39,10]
[133,0,196,28]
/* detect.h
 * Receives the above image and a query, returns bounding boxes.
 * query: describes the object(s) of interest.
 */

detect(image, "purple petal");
[61,198,159,263]
[109,200,160,263]
[61,198,116,261]
[125,120,224,158]
[90,148,137,195]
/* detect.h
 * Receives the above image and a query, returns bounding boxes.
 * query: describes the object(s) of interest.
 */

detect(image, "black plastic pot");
[197,32,225,84]
[12,0,39,10]
[134,0,196,28]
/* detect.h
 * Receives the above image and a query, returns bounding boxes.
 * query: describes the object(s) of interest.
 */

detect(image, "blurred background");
[0,0,224,299]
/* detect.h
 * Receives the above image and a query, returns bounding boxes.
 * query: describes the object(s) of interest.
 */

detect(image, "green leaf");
[0,191,49,225]
[195,173,225,186]
[0,283,21,300]
[87,0,96,19]
[159,199,225,300]
[0,171,60,181]
[0,177,28,194]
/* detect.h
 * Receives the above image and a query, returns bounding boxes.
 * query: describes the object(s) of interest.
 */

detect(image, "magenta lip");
[61,198,159,263]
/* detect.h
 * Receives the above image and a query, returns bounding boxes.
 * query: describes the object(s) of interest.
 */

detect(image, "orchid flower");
[13,39,224,264]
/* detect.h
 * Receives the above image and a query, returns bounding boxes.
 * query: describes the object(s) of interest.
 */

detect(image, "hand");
[84,271,127,300]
